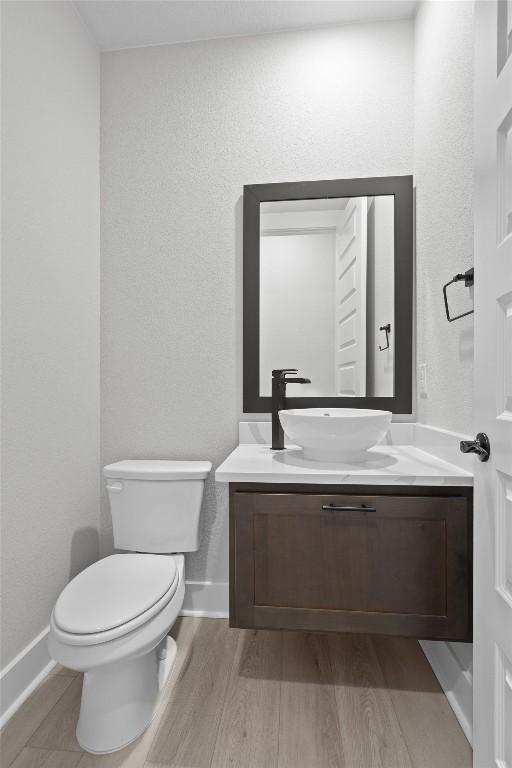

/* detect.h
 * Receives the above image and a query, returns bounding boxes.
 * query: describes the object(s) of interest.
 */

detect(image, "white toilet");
[48,459,211,755]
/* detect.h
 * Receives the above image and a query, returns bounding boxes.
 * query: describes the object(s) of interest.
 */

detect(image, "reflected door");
[335,198,368,396]
[473,1,512,765]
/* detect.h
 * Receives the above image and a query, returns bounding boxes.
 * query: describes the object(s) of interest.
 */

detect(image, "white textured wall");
[1,1,100,667]
[101,20,414,584]
[414,0,474,433]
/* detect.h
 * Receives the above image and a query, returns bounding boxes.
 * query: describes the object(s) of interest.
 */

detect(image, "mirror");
[243,176,413,413]
[259,195,394,398]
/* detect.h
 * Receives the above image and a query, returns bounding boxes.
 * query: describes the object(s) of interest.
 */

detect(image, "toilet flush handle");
[106,481,123,493]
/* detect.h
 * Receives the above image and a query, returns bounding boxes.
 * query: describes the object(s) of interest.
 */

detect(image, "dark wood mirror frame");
[243,175,414,413]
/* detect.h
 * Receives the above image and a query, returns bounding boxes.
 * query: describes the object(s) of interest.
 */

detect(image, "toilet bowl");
[48,459,211,754]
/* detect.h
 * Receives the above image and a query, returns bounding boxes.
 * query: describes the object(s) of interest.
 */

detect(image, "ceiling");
[74,0,419,52]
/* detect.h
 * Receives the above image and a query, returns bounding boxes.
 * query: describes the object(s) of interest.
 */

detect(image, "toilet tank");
[104,460,212,554]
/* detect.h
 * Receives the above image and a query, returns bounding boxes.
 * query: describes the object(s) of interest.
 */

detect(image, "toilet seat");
[52,554,179,646]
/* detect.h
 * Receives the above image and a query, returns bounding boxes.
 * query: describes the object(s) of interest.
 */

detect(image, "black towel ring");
[442,267,474,322]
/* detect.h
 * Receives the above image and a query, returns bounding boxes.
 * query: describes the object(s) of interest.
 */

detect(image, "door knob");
[459,432,490,462]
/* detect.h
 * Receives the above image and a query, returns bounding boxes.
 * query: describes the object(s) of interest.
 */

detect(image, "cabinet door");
[230,490,471,640]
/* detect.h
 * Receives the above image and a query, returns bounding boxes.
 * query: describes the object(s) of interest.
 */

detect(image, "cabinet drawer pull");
[322,504,376,513]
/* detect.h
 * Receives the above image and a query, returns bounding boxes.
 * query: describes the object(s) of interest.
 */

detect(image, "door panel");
[254,511,448,616]
[474,2,512,764]
[254,511,368,610]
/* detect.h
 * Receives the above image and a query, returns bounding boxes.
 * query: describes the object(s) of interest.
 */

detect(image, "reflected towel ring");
[378,324,391,351]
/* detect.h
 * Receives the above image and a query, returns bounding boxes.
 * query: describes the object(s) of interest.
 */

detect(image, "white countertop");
[215,443,473,486]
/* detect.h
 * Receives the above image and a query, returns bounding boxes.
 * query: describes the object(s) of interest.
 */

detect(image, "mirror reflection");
[259,196,395,398]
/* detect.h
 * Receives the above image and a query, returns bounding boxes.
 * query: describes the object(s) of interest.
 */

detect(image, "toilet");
[48,459,211,755]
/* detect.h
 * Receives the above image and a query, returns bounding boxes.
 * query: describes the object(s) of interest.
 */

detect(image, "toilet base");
[76,635,177,754]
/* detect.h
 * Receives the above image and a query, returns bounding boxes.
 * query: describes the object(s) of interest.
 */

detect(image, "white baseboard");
[0,626,55,728]
[420,640,473,745]
[181,580,229,618]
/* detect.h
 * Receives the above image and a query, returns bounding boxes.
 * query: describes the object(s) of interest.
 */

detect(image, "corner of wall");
[413,0,475,436]
[413,2,474,744]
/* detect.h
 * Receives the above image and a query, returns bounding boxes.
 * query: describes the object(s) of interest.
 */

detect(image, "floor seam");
[325,634,347,767]
[276,630,284,768]
[208,624,242,768]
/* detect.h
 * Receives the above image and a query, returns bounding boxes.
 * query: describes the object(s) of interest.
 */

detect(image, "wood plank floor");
[0,618,472,768]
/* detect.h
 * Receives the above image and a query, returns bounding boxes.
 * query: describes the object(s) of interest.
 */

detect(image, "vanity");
[217,437,473,642]
[223,173,474,643]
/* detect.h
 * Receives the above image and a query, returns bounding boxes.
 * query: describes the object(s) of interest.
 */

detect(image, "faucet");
[271,369,311,450]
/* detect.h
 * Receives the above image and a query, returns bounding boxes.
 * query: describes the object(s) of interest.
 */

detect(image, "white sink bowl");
[278,408,392,461]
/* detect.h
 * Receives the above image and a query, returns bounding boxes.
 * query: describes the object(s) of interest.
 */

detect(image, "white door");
[473,2,512,766]
[335,198,367,396]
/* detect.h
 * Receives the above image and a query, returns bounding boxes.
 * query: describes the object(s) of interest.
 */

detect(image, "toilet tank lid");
[104,459,212,481]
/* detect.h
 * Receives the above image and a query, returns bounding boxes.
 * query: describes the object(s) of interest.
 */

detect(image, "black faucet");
[271,369,311,450]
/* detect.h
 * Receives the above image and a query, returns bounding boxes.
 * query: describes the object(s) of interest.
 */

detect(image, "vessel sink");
[278,408,392,461]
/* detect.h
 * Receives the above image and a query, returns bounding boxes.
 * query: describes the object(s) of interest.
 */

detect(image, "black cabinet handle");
[322,504,376,513]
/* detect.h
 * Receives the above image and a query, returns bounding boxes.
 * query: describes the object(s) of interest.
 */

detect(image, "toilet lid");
[53,554,178,635]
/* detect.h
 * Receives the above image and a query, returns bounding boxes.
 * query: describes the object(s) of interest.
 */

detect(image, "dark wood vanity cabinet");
[229,483,472,641]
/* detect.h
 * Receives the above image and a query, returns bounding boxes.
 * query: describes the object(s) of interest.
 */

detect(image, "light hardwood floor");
[0,618,472,768]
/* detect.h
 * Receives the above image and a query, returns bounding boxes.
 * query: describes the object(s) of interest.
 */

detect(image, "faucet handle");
[272,368,298,379]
